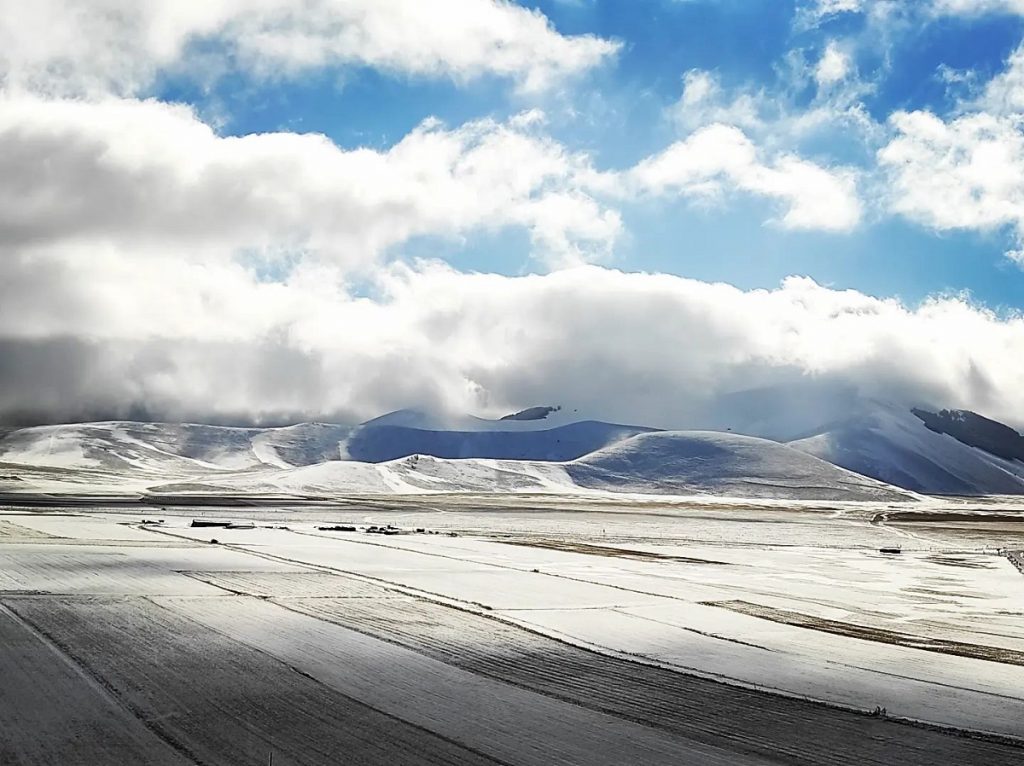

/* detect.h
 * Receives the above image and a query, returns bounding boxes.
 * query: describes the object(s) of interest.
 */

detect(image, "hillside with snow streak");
[5,400,1024,500]
[788,406,1024,496]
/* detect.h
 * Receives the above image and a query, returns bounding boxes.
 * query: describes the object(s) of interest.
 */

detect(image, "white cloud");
[805,0,865,20]
[0,94,621,269]
[795,0,901,30]
[671,70,765,133]
[815,41,851,88]
[0,91,859,288]
[975,44,1024,116]
[881,39,1024,261]
[879,109,1024,260]
[2,262,1023,429]
[800,0,1024,25]
[0,0,620,95]
[663,70,874,232]
[625,124,862,231]
[668,67,882,157]
[933,0,1024,15]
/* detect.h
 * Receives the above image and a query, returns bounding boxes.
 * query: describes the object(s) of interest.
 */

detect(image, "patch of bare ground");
[875,511,1024,524]
[1007,550,1024,575]
[496,537,730,564]
[200,570,1024,766]
[706,600,1024,666]
[924,554,998,569]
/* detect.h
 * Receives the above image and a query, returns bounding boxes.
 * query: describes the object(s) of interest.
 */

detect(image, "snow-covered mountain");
[0,412,649,472]
[147,430,913,501]
[0,421,354,474]
[2,399,1022,499]
[568,431,909,501]
[787,404,1024,495]
[692,384,1024,496]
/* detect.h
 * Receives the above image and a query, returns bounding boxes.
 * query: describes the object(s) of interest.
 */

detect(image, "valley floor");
[1,496,1023,765]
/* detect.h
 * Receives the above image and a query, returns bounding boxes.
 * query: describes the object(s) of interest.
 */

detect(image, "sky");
[3,0,1024,428]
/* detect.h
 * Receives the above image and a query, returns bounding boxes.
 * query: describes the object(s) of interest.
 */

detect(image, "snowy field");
[1,498,1023,765]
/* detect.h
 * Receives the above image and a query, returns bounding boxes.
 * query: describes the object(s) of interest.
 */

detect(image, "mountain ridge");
[0,402,1020,498]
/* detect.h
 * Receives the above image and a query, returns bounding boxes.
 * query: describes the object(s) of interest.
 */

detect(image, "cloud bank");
[0,95,623,269]
[3,263,1023,430]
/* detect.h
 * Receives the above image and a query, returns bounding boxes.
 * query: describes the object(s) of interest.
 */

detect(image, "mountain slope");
[789,405,1024,495]
[0,412,651,475]
[155,454,573,496]
[343,420,655,463]
[151,431,913,501]
[0,421,354,474]
[912,408,1024,462]
[0,417,916,500]
[567,431,912,501]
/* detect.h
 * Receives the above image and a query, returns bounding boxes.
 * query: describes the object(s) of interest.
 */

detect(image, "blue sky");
[149,0,1024,310]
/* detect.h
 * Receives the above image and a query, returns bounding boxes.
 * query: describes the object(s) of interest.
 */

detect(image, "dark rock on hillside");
[912,408,1024,463]
[500,406,561,421]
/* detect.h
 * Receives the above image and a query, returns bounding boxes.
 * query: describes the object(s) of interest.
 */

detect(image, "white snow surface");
[8,402,1023,499]
[139,432,915,501]
[5,398,1024,497]
[150,516,1024,739]
[0,416,920,501]
[789,404,1024,495]
[568,430,910,501]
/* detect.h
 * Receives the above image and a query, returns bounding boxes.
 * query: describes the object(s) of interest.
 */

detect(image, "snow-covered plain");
[2,500,1022,766]
[155,518,1024,738]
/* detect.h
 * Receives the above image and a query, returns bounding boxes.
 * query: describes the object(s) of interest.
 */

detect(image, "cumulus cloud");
[2,264,1023,429]
[624,124,862,231]
[669,67,882,157]
[875,39,1024,261]
[879,110,1024,261]
[0,0,620,95]
[0,94,621,269]
[975,44,1024,116]
[815,41,851,88]
[670,70,765,133]
[0,91,858,282]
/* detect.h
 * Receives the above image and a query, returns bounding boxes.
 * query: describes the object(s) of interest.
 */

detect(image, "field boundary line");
[146,594,514,766]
